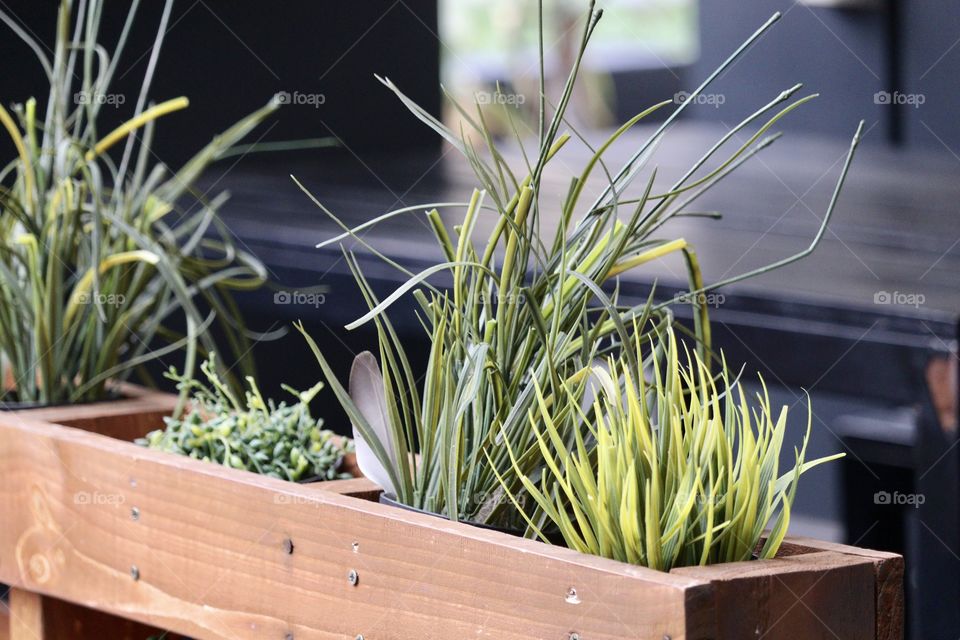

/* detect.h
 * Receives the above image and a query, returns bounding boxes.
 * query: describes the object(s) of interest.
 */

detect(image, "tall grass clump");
[298,1,862,530]
[495,324,842,570]
[0,0,281,407]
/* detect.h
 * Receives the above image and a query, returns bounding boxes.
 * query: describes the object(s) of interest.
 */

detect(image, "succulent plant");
[138,355,352,482]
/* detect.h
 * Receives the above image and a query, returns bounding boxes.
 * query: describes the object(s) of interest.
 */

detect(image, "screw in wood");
[348,569,359,586]
[355,635,364,640]
[130,507,140,521]
[284,634,294,640]
[283,538,294,555]
[569,634,580,640]
[130,565,140,581]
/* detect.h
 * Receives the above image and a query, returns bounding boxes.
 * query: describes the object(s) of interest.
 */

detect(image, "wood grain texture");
[674,551,876,640]
[774,536,905,640]
[0,414,708,640]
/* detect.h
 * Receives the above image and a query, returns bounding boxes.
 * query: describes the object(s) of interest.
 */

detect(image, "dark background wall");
[0,1,441,166]
[901,0,960,149]
[690,0,960,151]
[692,1,887,141]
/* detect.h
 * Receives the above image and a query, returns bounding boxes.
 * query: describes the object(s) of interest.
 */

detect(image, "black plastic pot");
[378,492,529,538]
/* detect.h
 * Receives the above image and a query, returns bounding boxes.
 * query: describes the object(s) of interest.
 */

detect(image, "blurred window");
[439,0,697,131]
[440,0,697,82]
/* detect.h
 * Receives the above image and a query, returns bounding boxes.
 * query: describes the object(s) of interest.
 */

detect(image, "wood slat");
[773,536,905,640]
[673,551,876,640]
[0,413,711,640]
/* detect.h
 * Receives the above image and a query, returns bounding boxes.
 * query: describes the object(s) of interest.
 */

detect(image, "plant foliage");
[299,2,862,538]
[0,0,280,407]
[138,355,352,482]
[494,324,842,570]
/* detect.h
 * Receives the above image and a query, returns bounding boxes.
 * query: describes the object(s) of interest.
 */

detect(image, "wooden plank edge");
[7,383,177,426]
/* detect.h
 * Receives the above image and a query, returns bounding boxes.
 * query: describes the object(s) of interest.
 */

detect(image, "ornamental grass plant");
[494,324,842,570]
[0,0,280,407]
[299,2,862,536]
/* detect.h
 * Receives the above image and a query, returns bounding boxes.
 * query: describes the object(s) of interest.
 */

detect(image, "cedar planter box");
[0,410,903,640]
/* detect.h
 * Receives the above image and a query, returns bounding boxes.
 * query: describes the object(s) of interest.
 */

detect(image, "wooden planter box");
[0,404,903,639]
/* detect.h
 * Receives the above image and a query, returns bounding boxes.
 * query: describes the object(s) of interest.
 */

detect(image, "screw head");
[130,507,140,521]
[284,634,294,640]
[283,538,294,555]
[569,634,580,640]
[355,635,364,640]
[130,565,140,581]
[348,569,359,586]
